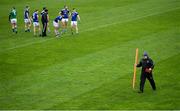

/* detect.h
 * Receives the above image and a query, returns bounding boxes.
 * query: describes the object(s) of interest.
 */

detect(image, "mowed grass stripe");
[0,27,179,109]
[0,7,178,52]
[52,54,180,110]
[82,0,179,27]
[0,0,179,51]
[0,0,141,39]
[0,9,178,82]
[0,0,179,109]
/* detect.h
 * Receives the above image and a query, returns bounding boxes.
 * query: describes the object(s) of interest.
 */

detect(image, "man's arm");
[149,59,154,71]
[47,14,49,22]
[136,60,142,67]
[77,15,80,21]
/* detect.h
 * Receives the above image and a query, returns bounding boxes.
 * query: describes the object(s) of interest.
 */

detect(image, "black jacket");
[41,11,48,23]
[137,57,154,73]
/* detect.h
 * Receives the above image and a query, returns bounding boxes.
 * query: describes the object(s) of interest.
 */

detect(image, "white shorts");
[33,22,39,27]
[62,18,68,22]
[53,21,59,28]
[24,19,30,23]
[11,18,17,24]
[71,21,77,26]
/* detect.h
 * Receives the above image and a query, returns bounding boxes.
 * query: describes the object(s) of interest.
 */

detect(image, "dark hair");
[13,7,15,9]
[64,5,68,8]
[45,9,48,12]
[43,7,46,10]
[26,6,29,8]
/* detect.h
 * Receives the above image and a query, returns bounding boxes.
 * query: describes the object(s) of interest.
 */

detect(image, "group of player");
[9,5,81,37]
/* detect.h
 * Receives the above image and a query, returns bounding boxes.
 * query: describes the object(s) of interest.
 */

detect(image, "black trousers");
[42,22,47,37]
[140,72,156,92]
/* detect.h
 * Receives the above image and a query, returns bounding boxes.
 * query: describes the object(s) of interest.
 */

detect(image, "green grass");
[0,0,180,110]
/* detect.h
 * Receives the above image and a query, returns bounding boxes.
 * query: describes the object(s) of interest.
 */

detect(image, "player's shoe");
[56,33,61,38]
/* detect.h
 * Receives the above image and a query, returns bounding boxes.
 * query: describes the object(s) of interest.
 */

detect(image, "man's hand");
[145,68,152,73]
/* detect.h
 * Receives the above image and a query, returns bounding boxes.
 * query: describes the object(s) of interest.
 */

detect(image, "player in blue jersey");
[24,6,31,32]
[53,14,63,37]
[70,8,80,34]
[60,5,70,34]
[32,10,41,36]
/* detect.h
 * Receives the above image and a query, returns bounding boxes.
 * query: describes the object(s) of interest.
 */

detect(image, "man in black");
[41,9,48,37]
[136,52,156,93]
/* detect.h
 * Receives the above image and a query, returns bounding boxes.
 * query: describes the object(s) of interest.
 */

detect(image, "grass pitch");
[0,0,180,109]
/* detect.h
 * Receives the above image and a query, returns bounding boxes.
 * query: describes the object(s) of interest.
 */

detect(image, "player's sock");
[56,31,60,37]
[48,29,50,33]
[14,28,17,34]
[62,29,67,34]
[55,30,57,35]
[57,31,60,35]
[62,29,65,33]
[71,29,74,35]
[76,28,79,34]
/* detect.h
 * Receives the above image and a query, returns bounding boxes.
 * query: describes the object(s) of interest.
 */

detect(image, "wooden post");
[133,48,138,89]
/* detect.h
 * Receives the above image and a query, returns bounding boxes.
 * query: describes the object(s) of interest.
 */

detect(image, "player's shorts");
[71,21,77,26]
[11,18,17,24]
[33,22,39,27]
[62,18,68,22]
[53,21,59,28]
[24,19,30,23]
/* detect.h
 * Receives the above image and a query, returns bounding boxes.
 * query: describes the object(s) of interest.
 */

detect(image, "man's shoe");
[138,91,143,93]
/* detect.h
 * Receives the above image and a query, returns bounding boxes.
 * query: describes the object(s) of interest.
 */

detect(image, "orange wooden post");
[133,48,139,89]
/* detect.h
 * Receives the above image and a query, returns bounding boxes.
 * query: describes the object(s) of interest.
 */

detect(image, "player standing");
[70,8,80,34]
[60,5,70,34]
[32,10,41,36]
[24,6,31,32]
[53,14,63,37]
[41,7,50,33]
[41,9,48,37]
[9,7,18,34]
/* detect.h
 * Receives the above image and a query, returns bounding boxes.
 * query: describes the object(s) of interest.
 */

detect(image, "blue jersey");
[54,15,62,23]
[61,9,69,19]
[24,9,29,19]
[71,12,79,21]
[32,12,38,22]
